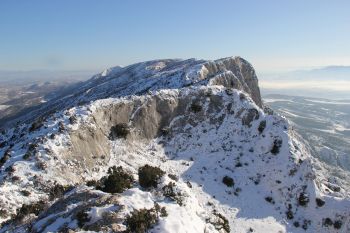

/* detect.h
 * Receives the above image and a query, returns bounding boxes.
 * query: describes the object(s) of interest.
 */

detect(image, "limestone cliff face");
[53,57,263,173]
[203,57,262,107]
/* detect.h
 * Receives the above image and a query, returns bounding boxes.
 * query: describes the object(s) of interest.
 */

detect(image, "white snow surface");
[0,57,349,233]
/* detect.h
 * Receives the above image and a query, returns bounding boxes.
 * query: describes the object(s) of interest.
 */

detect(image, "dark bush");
[76,210,91,228]
[242,109,259,127]
[234,187,242,196]
[109,123,130,139]
[48,184,73,201]
[138,165,165,189]
[162,182,184,206]
[334,220,342,229]
[160,207,167,217]
[190,102,202,113]
[154,203,168,217]
[125,206,161,233]
[186,181,192,188]
[265,196,275,204]
[28,143,38,151]
[29,120,43,132]
[98,166,134,193]
[5,165,16,174]
[222,176,234,187]
[286,210,294,219]
[45,148,53,155]
[315,198,325,207]
[271,139,282,155]
[12,176,21,182]
[263,106,274,115]
[36,161,47,170]
[15,200,47,221]
[209,212,230,233]
[323,218,333,227]
[0,209,8,218]
[226,103,234,114]
[69,115,77,124]
[0,149,11,167]
[86,179,100,187]
[160,127,170,136]
[0,153,10,168]
[298,192,309,206]
[216,213,230,233]
[23,152,32,160]
[302,219,311,230]
[168,174,178,181]
[258,120,266,134]
[126,209,156,233]
[289,168,298,176]
[225,88,234,96]
[58,122,65,133]
[20,190,31,197]
[0,141,7,148]
[205,89,213,97]
[293,221,300,227]
[327,184,341,192]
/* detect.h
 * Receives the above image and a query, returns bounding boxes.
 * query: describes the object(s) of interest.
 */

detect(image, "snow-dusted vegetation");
[0,57,349,232]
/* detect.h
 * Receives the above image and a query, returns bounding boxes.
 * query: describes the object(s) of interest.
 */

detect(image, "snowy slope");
[0,57,349,233]
[4,57,262,128]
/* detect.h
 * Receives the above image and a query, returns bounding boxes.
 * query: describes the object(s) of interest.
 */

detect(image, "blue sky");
[0,0,349,72]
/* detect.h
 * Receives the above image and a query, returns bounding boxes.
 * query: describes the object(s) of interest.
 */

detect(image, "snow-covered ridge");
[5,56,262,128]
[0,57,349,233]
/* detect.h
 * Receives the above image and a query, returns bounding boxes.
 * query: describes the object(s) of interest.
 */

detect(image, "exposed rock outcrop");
[0,57,349,233]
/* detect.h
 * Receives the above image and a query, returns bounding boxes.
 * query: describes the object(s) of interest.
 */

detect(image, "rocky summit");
[0,57,349,233]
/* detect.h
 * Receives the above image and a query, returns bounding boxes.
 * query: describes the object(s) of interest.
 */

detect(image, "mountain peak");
[0,57,349,233]
[4,57,262,128]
